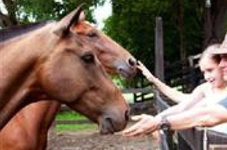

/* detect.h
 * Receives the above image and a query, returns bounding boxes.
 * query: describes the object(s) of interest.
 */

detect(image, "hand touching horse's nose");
[122,114,160,137]
[128,58,137,66]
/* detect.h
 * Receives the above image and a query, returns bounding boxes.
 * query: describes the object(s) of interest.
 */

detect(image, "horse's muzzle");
[117,58,137,78]
[99,109,129,135]
[128,58,137,66]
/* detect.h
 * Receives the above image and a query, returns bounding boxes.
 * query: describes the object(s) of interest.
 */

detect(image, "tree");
[203,0,227,48]
[1,0,227,87]
[0,0,105,28]
[104,0,227,68]
[0,0,18,27]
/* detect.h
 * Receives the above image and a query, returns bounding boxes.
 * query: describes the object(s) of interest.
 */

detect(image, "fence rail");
[155,91,227,150]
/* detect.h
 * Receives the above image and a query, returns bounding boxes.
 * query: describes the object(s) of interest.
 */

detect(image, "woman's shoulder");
[191,82,213,98]
[193,82,211,92]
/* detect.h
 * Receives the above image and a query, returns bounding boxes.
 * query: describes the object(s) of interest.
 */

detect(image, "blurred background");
[1,0,227,100]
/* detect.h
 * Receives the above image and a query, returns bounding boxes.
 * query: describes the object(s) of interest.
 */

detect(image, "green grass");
[56,111,87,120]
[56,111,97,131]
[56,123,97,131]
[55,93,141,131]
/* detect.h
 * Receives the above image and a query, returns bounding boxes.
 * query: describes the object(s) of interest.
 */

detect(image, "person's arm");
[122,99,227,137]
[156,96,201,117]
[122,94,206,136]
[155,84,207,119]
[137,61,202,103]
[121,93,206,137]
[167,103,227,130]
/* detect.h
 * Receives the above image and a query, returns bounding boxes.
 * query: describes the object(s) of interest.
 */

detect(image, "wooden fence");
[154,17,227,150]
[53,16,227,150]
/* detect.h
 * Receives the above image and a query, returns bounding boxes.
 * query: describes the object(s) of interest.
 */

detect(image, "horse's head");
[53,5,137,78]
[38,21,129,134]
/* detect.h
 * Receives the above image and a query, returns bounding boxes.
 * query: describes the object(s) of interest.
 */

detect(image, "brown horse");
[0,5,134,149]
[0,6,137,150]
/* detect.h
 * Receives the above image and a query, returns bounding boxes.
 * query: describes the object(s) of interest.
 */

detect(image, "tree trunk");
[178,0,185,61]
[203,0,227,48]
[0,0,18,27]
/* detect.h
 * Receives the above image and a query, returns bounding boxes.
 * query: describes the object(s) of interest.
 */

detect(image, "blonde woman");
[123,44,227,137]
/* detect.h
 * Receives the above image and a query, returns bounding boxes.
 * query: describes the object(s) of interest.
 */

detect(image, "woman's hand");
[137,61,155,82]
[122,114,160,137]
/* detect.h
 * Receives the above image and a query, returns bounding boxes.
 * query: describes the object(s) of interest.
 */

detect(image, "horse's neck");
[0,21,51,42]
[0,24,56,130]
[0,23,55,97]
[19,101,61,131]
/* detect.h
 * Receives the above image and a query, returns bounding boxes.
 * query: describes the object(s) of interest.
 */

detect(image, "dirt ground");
[47,102,160,150]
[47,129,160,150]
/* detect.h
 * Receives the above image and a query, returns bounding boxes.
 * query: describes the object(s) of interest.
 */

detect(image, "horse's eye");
[81,53,95,63]
[88,31,98,37]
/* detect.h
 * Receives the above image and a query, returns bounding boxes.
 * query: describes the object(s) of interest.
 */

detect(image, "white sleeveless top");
[203,83,227,134]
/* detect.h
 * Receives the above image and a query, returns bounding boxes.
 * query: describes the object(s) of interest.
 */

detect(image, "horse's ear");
[53,3,86,37]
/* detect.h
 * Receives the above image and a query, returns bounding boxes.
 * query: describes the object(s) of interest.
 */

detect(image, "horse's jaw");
[98,116,127,135]
[99,118,115,135]
[118,69,136,79]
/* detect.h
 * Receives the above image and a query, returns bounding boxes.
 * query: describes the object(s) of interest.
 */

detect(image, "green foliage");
[56,110,87,120]
[112,75,125,88]
[104,0,204,73]
[10,0,105,24]
[56,111,97,131]
[56,123,96,131]
[2,0,226,88]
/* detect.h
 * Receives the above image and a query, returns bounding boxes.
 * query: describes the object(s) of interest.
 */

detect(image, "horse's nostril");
[128,58,136,66]
[125,109,130,121]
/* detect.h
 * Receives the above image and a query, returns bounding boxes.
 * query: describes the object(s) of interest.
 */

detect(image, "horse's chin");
[99,118,117,135]
[118,69,136,79]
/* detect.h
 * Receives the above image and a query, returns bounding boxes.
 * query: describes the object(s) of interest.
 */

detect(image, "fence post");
[155,17,164,81]
[154,17,175,150]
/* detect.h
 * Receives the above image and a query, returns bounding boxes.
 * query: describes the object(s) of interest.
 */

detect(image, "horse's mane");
[0,21,53,42]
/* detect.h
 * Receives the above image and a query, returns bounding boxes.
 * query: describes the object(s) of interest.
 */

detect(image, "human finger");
[137,61,144,67]
[130,115,143,121]
[122,115,148,135]
[122,117,145,134]
[122,123,144,137]
[137,65,149,75]
[123,128,145,137]
[122,122,141,134]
